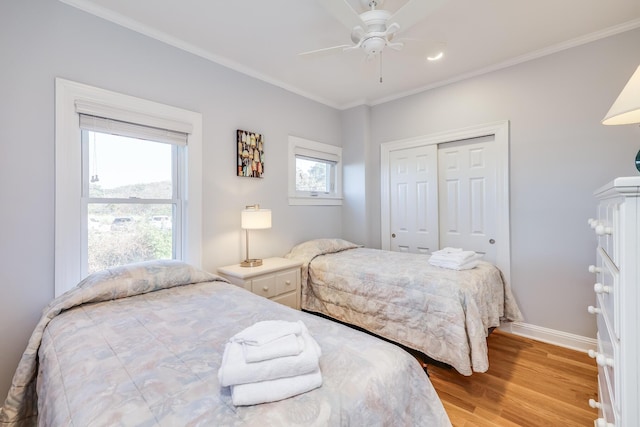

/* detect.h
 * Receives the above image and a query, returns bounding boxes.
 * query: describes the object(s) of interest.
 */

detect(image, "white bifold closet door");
[388,135,498,264]
[389,145,438,254]
[437,136,497,262]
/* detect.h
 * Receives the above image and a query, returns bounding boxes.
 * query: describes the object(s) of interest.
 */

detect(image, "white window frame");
[55,78,203,297]
[288,135,343,206]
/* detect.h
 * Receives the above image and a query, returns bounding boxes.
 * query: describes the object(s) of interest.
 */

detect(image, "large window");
[80,116,185,275]
[55,79,202,296]
[288,136,342,205]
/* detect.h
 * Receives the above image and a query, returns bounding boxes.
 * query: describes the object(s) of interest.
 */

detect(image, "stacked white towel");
[429,247,483,270]
[218,320,322,406]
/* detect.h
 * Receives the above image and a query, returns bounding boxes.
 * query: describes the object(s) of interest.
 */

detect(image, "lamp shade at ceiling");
[602,64,640,125]
[241,208,272,230]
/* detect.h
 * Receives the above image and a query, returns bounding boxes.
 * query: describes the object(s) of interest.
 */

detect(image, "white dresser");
[588,177,640,427]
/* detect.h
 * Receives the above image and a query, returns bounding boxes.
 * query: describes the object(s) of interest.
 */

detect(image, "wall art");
[237,129,264,178]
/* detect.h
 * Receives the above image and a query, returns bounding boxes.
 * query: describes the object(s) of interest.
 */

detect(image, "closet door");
[389,145,438,253]
[437,136,498,262]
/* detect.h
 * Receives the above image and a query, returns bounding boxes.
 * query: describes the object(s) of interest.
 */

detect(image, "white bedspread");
[285,239,523,375]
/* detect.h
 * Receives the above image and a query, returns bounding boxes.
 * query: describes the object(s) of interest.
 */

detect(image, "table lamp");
[602,64,640,172]
[240,204,272,267]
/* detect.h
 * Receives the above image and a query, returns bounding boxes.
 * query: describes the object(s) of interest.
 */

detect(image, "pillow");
[73,259,224,302]
[284,238,361,263]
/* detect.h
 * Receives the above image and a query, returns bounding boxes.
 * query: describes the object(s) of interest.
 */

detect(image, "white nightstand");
[217,257,303,310]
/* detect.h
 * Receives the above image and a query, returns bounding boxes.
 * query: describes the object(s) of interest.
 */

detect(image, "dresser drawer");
[596,374,617,427]
[595,248,619,340]
[594,330,619,420]
[596,201,619,268]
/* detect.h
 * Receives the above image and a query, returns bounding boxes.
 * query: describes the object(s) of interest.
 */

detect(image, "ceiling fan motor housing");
[360,9,391,32]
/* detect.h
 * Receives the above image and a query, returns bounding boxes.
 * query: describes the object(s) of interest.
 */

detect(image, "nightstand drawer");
[271,291,299,309]
[252,275,276,298]
[276,269,298,296]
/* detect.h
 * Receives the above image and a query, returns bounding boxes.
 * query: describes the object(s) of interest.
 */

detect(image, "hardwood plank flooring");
[423,330,598,426]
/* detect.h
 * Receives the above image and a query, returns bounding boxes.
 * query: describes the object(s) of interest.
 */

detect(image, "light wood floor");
[423,330,598,427]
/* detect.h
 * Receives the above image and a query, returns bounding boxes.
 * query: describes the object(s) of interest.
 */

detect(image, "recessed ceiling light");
[427,52,444,61]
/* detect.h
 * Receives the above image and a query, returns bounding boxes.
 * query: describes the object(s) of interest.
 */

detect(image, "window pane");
[87,203,173,274]
[296,157,331,192]
[87,131,172,199]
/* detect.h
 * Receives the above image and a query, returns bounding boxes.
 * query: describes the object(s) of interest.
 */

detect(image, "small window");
[288,136,342,206]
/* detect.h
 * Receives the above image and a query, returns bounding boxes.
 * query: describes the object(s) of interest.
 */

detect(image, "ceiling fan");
[300,0,446,59]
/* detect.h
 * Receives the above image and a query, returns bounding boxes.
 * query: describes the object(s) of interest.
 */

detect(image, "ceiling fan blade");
[298,44,353,57]
[389,0,447,32]
[320,0,366,30]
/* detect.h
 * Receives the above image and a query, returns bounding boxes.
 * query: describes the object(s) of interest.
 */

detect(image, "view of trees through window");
[87,184,173,274]
[295,157,331,192]
[84,131,176,274]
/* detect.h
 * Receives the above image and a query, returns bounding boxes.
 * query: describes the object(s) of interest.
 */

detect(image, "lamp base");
[240,258,263,268]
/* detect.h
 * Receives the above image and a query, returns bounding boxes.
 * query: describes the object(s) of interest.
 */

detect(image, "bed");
[0,260,450,426]
[284,239,523,376]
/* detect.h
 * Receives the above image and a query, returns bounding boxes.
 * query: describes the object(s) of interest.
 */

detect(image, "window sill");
[288,197,343,206]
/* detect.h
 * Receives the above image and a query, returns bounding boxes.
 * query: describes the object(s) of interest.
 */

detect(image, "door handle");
[391,233,396,238]
[489,239,495,244]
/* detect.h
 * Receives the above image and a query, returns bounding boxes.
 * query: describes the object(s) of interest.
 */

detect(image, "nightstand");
[217,257,303,310]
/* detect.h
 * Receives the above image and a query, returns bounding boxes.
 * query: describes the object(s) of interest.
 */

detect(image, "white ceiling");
[61,0,640,109]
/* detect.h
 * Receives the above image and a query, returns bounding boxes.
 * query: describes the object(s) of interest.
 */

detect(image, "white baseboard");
[500,321,597,353]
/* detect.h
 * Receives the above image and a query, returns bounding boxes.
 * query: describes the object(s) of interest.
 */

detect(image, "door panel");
[389,145,438,254]
[438,136,497,262]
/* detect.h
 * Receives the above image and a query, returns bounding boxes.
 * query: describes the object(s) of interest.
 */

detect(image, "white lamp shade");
[241,208,272,230]
[602,64,640,125]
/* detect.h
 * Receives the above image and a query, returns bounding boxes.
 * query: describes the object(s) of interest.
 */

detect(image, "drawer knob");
[588,350,614,368]
[588,218,599,229]
[595,224,613,236]
[593,283,611,294]
[587,306,601,315]
[595,418,615,427]
[285,280,291,286]
[589,398,601,409]
[596,353,614,368]
[262,286,269,292]
[588,265,602,274]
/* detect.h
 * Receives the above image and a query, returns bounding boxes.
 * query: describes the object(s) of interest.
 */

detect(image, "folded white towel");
[230,320,304,346]
[243,333,305,363]
[433,247,462,253]
[429,253,483,270]
[218,328,322,387]
[431,247,477,263]
[231,368,323,406]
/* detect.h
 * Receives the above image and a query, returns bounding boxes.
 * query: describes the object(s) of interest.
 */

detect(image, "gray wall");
[0,0,342,400]
[364,28,640,338]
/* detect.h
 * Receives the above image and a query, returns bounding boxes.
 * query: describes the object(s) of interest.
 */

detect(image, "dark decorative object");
[237,129,264,178]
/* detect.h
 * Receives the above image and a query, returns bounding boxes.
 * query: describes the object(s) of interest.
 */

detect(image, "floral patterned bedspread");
[0,260,450,426]
[285,239,523,376]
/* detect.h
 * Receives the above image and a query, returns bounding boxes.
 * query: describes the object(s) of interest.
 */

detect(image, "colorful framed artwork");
[237,129,264,178]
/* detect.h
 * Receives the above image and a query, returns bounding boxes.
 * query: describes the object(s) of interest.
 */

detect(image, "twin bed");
[0,260,450,426]
[284,239,523,376]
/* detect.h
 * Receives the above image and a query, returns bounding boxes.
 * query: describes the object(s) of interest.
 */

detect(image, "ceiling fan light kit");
[302,0,447,71]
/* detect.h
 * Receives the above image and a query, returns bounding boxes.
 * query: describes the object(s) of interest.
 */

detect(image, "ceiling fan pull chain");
[379,51,383,83]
